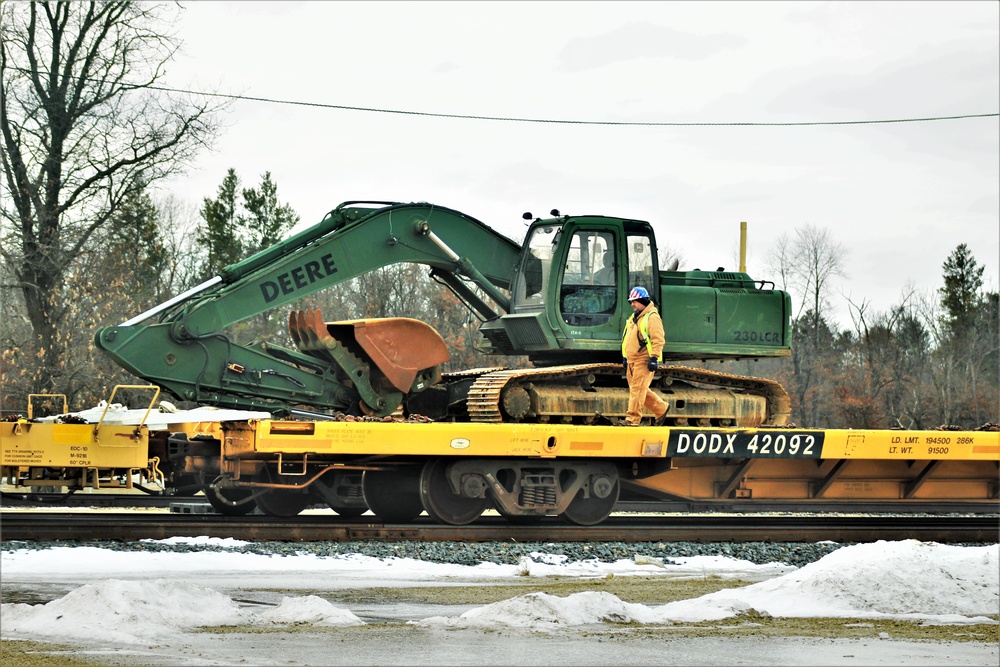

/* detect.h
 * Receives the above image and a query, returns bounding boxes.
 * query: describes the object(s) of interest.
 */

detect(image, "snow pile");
[256,595,363,627]
[1,580,363,644]
[417,541,999,629]
[651,540,999,624]
[1,579,247,643]
[414,591,658,628]
[149,536,250,549]
[516,550,791,580]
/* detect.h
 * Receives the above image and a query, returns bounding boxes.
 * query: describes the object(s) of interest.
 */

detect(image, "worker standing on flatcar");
[620,286,669,426]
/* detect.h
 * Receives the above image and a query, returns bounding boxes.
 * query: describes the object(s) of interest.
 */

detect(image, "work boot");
[653,406,670,426]
[594,413,618,426]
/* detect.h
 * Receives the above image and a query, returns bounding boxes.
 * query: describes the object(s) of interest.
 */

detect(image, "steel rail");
[1,512,996,543]
[3,492,997,516]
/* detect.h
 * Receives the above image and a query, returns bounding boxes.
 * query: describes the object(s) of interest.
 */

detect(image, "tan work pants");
[625,359,668,425]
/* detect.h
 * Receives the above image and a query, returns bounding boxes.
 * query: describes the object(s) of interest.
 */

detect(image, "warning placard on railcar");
[667,430,825,459]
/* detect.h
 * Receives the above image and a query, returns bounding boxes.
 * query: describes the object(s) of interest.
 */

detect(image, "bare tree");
[760,226,848,426]
[843,294,932,429]
[791,225,848,339]
[659,243,684,273]
[0,1,225,394]
[765,232,794,293]
[152,192,203,298]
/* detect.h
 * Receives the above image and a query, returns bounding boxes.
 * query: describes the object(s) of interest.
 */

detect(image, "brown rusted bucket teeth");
[288,309,337,366]
[289,309,450,393]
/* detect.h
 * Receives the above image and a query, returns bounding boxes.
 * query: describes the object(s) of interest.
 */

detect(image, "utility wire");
[149,84,999,127]
[10,65,998,125]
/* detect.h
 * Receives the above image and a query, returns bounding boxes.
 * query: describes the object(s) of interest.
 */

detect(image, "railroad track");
[2,511,996,543]
[3,491,997,516]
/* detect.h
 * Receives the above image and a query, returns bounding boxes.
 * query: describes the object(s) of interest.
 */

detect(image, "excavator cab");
[485,207,791,369]
[490,214,660,365]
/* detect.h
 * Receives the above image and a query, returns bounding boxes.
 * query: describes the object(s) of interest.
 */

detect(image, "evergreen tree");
[194,169,301,344]
[196,169,301,280]
[198,168,243,278]
[106,189,168,305]
[933,244,997,426]
[981,291,999,379]
[939,243,984,337]
[241,172,300,255]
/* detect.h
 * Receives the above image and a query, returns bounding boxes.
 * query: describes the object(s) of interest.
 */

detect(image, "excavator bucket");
[289,309,450,393]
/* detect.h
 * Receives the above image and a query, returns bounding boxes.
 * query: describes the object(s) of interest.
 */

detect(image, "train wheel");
[420,458,488,525]
[561,476,620,526]
[317,471,368,517]
[362,467,423,523]
[253,467,313,518]
[203,477,256,516]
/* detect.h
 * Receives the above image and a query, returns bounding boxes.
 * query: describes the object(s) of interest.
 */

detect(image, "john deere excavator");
[95,200,792,428]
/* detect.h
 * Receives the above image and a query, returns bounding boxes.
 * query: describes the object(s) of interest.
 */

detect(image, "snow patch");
[1,579,362,643]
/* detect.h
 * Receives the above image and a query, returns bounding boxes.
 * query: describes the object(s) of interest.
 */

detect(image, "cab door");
[556,228,620,334]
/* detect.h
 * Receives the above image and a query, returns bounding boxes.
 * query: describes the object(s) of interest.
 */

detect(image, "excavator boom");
[95,202,521,415]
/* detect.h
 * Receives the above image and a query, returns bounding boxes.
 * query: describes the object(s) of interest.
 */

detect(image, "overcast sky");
[159,1,999,329]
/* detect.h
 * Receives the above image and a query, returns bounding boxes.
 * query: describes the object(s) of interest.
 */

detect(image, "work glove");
[621,357,627,372]
[647,358,658,371]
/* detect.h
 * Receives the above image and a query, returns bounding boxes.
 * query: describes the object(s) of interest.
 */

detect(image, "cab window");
[559,231,617,326]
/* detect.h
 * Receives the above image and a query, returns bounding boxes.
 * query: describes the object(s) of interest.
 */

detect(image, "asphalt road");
[47,625,999,666]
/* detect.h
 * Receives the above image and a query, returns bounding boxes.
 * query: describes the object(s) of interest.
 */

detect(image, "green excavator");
[95,201,792,427]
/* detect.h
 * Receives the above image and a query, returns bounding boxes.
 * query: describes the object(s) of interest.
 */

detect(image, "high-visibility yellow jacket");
[621,304,664,362]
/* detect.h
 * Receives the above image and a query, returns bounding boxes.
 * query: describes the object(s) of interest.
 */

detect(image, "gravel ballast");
[2,539,847,567]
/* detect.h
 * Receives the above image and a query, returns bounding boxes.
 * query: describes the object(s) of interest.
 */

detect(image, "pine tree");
[107,189,168,306]
[939,243,985,337]
[934,244,997,426]
[194,169,301,343]
[197,168,243,278]
[241,172,300,255]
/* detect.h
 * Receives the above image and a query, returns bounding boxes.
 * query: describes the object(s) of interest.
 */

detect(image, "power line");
[149,84,998,127]
[9,65,996,126]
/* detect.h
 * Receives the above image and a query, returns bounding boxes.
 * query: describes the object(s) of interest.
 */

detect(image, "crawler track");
[466,363,611,422]
[466,363,792,425]
[2,511,996,543]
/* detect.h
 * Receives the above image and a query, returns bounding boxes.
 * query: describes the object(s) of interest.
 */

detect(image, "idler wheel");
[501,385,531,420]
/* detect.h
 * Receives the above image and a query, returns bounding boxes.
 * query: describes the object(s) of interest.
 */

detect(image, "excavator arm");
[94,201,523,415]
